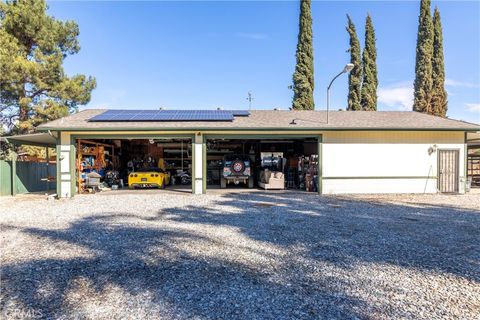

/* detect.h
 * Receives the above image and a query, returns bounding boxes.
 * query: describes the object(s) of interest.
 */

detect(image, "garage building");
[33,109,479,197]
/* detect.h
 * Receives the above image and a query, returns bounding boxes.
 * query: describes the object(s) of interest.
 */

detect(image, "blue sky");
[48,1,480,123]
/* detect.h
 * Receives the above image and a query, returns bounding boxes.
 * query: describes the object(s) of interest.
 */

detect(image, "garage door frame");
[203,133,323,194]
[70,133,196,195]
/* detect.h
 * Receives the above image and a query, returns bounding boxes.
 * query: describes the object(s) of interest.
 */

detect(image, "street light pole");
[326,63,354,124]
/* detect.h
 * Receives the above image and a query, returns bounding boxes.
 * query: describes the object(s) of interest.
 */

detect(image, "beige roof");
[37,109,480,131]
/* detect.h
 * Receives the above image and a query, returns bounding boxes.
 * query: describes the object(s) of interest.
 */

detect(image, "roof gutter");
[47,130,59,139]
[37,126,480,132]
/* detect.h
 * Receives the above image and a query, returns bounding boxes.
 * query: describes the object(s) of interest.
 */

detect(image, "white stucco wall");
[321,131,466,194]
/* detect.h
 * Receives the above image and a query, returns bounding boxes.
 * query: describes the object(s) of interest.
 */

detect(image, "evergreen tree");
[431,7,447,117]
[346,15,362,111]
[0,0,96,134]
[292,0,314,110]
[413,0,434,114]
[360,14,378,111]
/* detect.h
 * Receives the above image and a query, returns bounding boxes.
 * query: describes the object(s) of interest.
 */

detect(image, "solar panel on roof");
[89,110,240,122]
[231,110,250,116]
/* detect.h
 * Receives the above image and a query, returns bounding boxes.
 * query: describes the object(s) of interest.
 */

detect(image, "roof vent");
[273,108,280,111]
[217,107,223,110]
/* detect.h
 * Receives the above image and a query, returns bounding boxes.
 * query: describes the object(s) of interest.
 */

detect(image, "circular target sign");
[232,161,244,173]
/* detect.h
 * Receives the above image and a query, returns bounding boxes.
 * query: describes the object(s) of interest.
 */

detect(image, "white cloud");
[445,79,479,88]
[378,83,413,111]
[235,32,268,40]
[465,103,480,113]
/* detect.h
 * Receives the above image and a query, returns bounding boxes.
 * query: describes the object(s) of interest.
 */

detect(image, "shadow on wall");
[1,192,479,319]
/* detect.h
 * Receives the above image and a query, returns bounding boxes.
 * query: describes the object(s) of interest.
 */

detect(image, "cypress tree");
[346,15,362,111]
[360,14,378,111]
[413,0,434,114]
[431,7,447,117]
[292,0,314,110]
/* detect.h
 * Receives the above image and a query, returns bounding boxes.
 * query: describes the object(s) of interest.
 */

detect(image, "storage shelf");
[164,158,192,161]
[77,139,115,194]
[207,150,234,154]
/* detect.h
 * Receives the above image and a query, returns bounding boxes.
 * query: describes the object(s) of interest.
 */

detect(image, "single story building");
[20,109,479,198]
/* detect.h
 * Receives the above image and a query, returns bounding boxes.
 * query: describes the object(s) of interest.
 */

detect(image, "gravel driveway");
[1,191,479,319]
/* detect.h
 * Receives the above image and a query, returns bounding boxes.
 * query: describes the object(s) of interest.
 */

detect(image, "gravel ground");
[0,190,479,319]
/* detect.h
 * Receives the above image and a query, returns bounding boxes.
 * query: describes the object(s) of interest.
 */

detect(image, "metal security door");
[438,150,459,193]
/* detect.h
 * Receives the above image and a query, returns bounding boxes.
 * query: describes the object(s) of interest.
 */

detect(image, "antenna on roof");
[246,91,254,110]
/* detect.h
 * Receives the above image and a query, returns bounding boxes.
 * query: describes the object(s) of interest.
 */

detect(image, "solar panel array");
[89,110,250,122]
[230,110,250,116]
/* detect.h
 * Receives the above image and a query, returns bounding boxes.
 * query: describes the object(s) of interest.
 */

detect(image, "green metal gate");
[0,160,12,196]
[0,160,56,196]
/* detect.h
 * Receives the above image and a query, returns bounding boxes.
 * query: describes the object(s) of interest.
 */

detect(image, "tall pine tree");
[413,0,434,114]
[292,0,314,110]
[346,15,362,111]
[431,7,447,117]
[360,14,378,111]
[0,0,96,134]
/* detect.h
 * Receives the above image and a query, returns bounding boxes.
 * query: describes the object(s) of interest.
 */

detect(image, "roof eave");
[36,126,480,132]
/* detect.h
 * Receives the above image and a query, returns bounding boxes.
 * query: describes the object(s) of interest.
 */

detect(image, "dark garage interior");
[74,136,319,194]
[206,137,319,192]
[75,138,193,193]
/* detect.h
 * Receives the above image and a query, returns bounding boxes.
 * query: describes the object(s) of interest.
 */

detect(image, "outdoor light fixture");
[343,63,354,73]
[149,139,154,144]
[326,63,355,124]
[428,144,438,155]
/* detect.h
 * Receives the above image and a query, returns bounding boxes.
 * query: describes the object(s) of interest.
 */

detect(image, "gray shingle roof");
[37,109,480,131]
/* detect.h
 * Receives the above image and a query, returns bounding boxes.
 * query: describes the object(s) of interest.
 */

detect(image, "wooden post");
[77,139,81,194]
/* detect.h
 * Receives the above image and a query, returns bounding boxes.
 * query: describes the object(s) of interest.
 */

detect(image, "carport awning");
[1,133,57,147]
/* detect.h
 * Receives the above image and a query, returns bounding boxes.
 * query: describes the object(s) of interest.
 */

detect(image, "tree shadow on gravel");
[163,192,479,282]
[1,211,367,319]
[1,192,479,319]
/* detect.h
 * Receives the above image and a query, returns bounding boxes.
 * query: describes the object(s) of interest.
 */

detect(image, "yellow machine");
[128,168,170,189]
